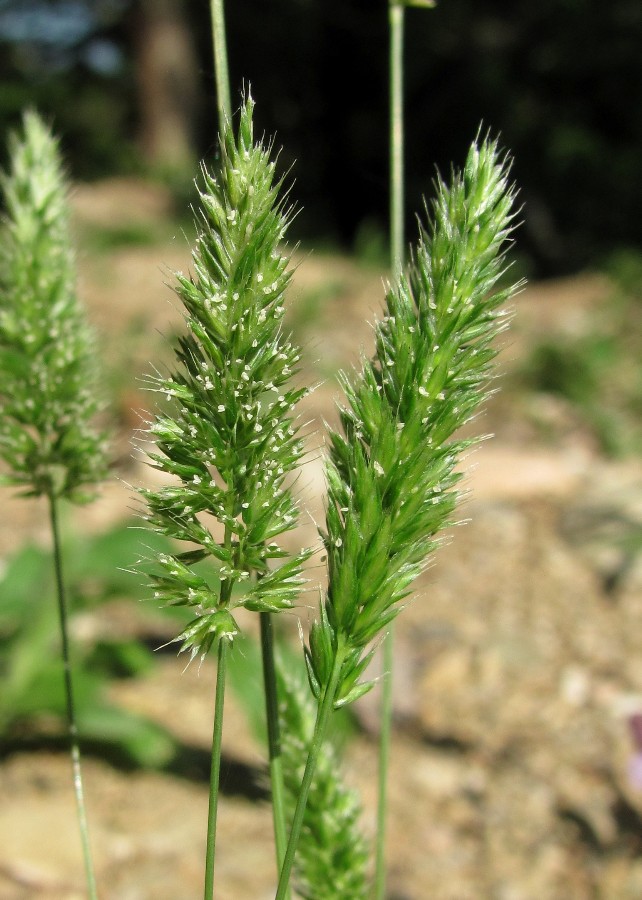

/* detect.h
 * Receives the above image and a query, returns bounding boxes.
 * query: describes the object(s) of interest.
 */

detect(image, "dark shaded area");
[419,729,473,755]
[611,795,642,854]
[0,737,269,799]
[558,806,605,854]
[0,0,641,275]
[558,793,642,858]
[170,747,268,800]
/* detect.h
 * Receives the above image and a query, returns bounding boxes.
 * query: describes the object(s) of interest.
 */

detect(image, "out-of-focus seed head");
[0,110,107,501]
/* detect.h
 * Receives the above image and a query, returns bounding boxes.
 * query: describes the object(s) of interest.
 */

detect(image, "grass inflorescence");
[140,95,310,660]
[308,137,521,710]
[0,40,524,899]
[0,110,107,500]
[276,135,522,899]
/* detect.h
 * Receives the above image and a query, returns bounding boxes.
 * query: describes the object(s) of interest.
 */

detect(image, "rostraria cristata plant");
[138,94,312,896]
[137,7,521,892]
[0,110,107,900]
[275,136,521,898]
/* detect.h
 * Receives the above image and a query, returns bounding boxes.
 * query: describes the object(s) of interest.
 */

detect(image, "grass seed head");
[0,110,107,501]
[141,98,310,658]
[308,135,523,707]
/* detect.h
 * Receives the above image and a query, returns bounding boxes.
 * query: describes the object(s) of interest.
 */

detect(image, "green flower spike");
[141,96,311,661]
[276,134,522,900]
[0,110,107,499]
[310,134,521,708]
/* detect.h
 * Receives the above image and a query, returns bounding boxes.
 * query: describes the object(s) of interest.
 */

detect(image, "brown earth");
[1,179,642,899]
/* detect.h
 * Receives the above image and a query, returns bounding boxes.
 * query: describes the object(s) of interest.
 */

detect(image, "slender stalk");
[204,635,229,900]
[275,644,347,900]
[203,517,235,899]
[375,5,405,898]
[210,0,232,125]
[389,0,405,283]
[375,632,394,900]
[260,612,290,896]
[48,491,98,900]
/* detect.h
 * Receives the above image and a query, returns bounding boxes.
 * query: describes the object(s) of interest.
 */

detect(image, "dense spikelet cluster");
[277,664,369,899]
[0,111,106,500]
[141,97,310,659]
[306,137,521,707]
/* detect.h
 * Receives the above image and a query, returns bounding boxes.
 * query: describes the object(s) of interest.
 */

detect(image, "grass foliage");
[0,525,180,767]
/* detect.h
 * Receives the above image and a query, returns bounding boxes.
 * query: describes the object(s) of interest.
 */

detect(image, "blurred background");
[1,0,641,275]
[2,2,642,898]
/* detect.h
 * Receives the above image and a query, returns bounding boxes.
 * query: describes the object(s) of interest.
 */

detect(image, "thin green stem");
[389,1,405,283]
[374,629,394,900]
[209,0,232,126]
[48,491,98,900]
[203,635,229,900]
[203,516,235,899]
[260,612,290,899]
[375,5,405,898]
[275,643,347,900]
